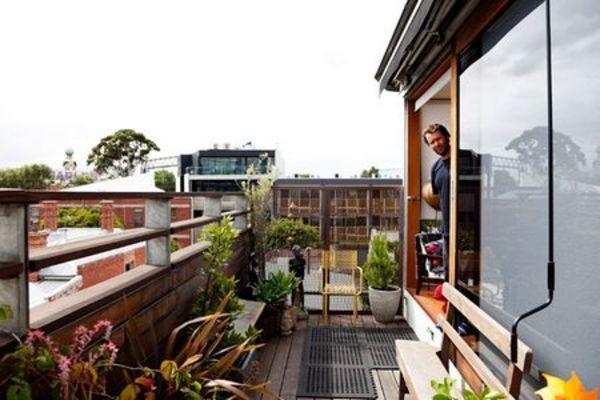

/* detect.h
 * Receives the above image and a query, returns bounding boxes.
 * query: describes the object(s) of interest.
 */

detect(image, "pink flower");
[96,341,118,365]
[24,330,59,356]
[91,320,113,341]
[57,354,72,396]
[71,325,92,356]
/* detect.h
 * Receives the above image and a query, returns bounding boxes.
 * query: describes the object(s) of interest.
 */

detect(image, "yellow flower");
[536,372,598,400]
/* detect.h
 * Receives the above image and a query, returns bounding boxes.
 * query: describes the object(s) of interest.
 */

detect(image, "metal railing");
[185,166,270,175]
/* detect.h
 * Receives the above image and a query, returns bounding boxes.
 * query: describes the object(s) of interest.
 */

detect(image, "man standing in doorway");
[424,124,451,275]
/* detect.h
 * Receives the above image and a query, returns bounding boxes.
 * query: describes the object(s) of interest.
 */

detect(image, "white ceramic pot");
[368,285,402,323]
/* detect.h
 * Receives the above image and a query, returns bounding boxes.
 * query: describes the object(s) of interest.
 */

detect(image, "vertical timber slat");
[404,100,421,289]
[449,52,459,286]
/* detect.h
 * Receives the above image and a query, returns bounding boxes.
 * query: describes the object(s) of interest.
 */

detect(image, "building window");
[133,209,143,227]
[171,207,178,220]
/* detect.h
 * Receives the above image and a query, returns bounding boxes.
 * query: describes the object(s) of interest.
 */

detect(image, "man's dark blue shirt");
[431,158,450,234]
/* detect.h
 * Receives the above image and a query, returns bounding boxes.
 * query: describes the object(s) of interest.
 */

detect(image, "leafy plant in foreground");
[430,377,506,400]
[255,270,299,304]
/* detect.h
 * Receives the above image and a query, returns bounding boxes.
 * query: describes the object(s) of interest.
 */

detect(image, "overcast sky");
[0,0,405,178]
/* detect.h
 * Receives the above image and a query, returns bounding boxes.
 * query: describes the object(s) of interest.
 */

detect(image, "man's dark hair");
[423,123,450,144]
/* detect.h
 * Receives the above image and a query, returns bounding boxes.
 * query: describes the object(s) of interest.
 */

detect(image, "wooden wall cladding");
[18,231,252,368]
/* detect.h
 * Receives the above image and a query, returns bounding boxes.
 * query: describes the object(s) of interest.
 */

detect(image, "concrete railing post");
[232,196,248,231]
[0,204,29,338]
[199,197,222,241]
[145,199,171,267]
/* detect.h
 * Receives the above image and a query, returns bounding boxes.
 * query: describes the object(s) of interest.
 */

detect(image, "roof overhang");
[375,0,480,95]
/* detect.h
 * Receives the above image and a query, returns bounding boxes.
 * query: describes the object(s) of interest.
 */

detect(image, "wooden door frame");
[403,54,459,290]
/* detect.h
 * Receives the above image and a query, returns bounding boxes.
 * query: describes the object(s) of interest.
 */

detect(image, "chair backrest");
[439,283,533,399]
[330,250,358,273]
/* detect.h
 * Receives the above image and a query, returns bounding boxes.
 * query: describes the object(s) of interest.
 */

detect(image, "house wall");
[77,247,146,289]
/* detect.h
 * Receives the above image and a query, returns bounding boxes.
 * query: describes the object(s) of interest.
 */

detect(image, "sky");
[0,0,405,179]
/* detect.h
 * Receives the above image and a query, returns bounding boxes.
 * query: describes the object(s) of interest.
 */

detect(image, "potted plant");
[363,234,401,323]
[255,270,299,337]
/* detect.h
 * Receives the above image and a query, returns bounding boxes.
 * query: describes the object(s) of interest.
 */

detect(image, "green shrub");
[58,208,101,228]
[113,215,125,229]
[69,174,95,187]
[265,218,322,251]
[363,234,398,290]
[192,217,244,317]
[255,270,299,304]
[170,238,180,253]
[0,164,53,189]
[192,274,244,317]
[154,170,176,192]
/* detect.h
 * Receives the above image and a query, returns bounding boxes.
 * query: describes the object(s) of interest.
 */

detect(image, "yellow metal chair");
[321,249,363,322]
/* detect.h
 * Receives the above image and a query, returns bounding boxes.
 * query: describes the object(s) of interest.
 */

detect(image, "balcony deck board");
[256,313,405,399]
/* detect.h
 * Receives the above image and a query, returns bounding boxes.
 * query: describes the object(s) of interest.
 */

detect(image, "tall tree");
[154,170,176,191]
[0,164,54,189]
[87,129,160,177]
[68,174,95,188]
[361,166,380,178]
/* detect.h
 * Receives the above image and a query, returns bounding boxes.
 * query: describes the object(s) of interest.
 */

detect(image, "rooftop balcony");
[0,187,537,400]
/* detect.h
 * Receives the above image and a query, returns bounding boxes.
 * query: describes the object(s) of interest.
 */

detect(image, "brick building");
[272,178,403,248]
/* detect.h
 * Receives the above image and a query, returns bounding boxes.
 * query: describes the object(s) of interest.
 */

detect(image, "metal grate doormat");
[296,325,417,399]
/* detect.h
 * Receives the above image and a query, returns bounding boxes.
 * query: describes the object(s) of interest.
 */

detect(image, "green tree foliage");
[242,153,275,278]
[113,215,125,229]
[192,217,244,317]
[68,174,94,187]
[363,234,398,289]
[265,218,322,251]
[360,166,381,178]
[58,208,101,228]
[87,129,160,177]
[154,170,176,192]
[58,207,123,229]
[0,164,53,189]
[170,238,180,253]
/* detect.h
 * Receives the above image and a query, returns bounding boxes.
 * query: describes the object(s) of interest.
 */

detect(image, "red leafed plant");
[0,294,273,400]
[0,320,118,399]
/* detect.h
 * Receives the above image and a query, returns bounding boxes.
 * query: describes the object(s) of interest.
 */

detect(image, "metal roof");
[273,178,403,188]
[375,0,480,94]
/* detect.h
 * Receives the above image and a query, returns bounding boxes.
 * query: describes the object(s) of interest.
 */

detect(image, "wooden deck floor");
[255,313,405,400]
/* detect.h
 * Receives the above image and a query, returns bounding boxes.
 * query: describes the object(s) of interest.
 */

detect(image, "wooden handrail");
[0,189,245,204]
[169,210,249,233]
[29,228,168,271]
[170,216,221,233]
[0,262,24,279]
[28,210,250,271]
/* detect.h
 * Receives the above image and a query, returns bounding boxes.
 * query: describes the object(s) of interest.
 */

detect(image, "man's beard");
[435,146,450,157]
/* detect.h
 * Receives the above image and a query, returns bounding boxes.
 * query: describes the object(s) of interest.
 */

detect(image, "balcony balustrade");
[0,189,250,367]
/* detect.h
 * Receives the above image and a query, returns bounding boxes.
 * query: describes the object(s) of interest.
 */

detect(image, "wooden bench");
[396,283,533,400]
[233,299,266,334]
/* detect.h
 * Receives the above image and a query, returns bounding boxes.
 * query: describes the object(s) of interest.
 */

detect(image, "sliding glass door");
[457,0,600,387]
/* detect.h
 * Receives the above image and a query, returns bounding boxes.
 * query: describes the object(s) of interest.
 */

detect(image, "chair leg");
[352,295,358,323]
[323,293,330,321]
